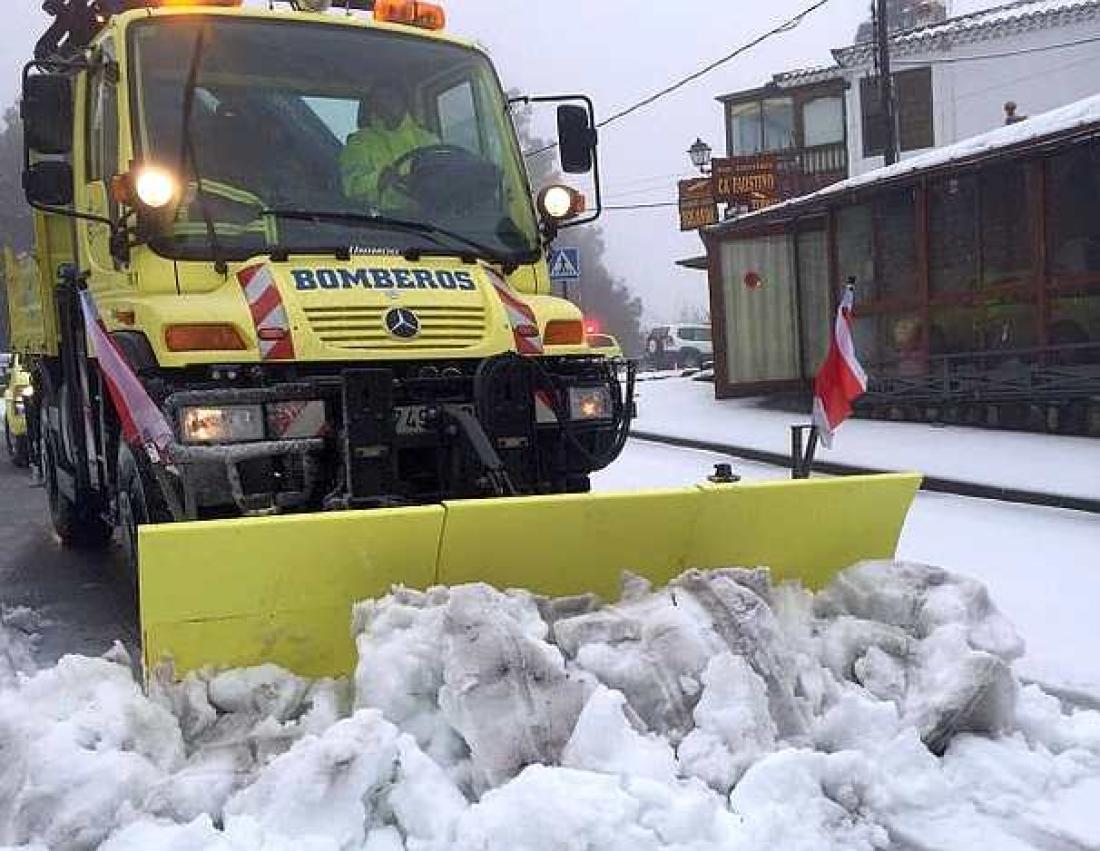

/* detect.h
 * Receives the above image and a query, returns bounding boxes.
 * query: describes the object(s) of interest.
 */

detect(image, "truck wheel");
[117,444,171,583]
[43,433,113,549]
[5,422,29,468]
[679,348,702,369]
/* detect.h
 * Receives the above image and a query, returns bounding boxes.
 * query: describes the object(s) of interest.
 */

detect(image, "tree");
[677,302,710,324]
[0,105,33,349]
[511,102,645,357]
[0,106,32,254]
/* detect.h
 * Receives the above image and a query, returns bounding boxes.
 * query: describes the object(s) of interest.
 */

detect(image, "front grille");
[303,304,487,351]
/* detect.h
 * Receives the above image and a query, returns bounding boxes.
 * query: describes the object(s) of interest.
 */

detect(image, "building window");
[854,311,924,371]
[1050,292,1100,363]
[875,188,918,299]
[861,67,933,158]
[729,101,764,155]
[802,96,844,147]
[896,68,933,151]
[980,163,1033,288]
[835,194,915,302]
[762,97,794,151]
[727,97,794,155]
[836,204,874,293]
[929,176,978,294]
[1047,140,1100,278]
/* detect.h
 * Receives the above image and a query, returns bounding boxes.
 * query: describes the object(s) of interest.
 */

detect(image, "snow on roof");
[835,0,1100,65]
[771,64,845,87]
[716,65,844,103]
[710,93,1100,231]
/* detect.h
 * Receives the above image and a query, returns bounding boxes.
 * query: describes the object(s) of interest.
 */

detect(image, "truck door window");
[302,97,359,145]
[86,48,119,187]
[436,81,481,155]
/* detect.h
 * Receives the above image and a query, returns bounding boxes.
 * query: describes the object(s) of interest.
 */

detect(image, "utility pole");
[874,0,900,165]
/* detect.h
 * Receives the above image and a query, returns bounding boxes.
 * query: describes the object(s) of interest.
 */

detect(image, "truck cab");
[15,0,631,566]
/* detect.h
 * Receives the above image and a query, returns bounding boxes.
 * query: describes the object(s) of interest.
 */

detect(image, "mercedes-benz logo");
[384,307,421,339]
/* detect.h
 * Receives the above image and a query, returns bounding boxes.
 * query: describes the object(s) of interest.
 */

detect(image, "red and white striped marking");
[485,266,544,356]
[267,400,328,440]
[535,389,559,424]
[238,263,295,361]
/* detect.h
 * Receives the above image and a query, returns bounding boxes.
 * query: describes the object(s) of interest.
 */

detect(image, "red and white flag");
[812,285,867,448]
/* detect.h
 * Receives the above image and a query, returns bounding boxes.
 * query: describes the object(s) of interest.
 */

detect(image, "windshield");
[129,17,540,263]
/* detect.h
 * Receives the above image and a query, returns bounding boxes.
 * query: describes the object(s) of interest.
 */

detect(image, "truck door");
[72,40,127,491]
[78,39,129,298]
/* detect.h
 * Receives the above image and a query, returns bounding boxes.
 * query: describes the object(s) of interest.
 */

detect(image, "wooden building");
[701,95,1100,433]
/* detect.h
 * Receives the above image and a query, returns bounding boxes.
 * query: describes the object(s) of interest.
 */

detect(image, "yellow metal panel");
[139,506,444,677]
[687,474,921,589]
[436,473,922,597]
[140,474,921,679]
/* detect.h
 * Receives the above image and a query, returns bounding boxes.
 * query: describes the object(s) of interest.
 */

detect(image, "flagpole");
[790,424,820,479]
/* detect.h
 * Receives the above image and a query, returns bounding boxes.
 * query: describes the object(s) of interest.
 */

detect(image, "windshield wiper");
[178,26,227,275]
[261,209,534,274]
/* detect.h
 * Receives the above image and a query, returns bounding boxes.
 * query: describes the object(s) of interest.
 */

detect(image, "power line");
[524,0,833,159]
[604,170,697,191]
[604,201,680,211]
[604,183,694,202]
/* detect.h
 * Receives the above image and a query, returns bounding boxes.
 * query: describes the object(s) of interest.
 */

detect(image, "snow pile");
[0,606,39,687]
[2,562,1100,850]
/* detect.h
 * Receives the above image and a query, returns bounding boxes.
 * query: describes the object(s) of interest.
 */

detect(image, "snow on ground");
[595,438,1100,695]
[631,377,1100,501]
[3,563,1100,850]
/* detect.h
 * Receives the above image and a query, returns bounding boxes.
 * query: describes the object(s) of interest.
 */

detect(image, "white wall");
[844,18,1100,175]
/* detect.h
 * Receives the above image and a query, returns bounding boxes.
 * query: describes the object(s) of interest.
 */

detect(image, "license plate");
[394,404,475,435]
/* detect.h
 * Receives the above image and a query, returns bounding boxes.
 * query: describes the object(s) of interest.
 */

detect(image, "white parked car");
[644,324,713,369]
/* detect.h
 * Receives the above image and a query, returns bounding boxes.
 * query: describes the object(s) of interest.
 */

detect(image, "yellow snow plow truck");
[10,0,919,679]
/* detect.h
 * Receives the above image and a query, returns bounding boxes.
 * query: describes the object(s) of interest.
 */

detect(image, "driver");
[341,78,439,210]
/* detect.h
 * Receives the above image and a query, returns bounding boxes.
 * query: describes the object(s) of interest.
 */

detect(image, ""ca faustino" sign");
[712,155,782,206]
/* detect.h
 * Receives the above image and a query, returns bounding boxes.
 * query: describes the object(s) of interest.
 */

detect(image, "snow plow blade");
[139,472,921,679]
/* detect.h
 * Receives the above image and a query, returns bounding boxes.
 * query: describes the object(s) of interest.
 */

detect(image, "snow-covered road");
[594,439,1100,696]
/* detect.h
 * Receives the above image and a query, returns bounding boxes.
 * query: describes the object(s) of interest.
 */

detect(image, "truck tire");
[5,422,29,468]
[43,432,113,549]
[117,444,171,584]
[678,348,702,369]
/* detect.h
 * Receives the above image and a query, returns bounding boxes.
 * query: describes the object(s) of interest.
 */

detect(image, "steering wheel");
[379,144,501,215]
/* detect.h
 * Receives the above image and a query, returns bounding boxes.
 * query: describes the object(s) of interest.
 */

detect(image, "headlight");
[134,166,179,210]
[568,386,612,421]
[20,386,33,399]
[180,405,264,444]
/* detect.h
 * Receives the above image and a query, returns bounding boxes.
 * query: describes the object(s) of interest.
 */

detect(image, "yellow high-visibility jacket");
[340,116,439,209]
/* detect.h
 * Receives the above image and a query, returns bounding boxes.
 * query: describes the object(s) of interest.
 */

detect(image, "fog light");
[180,405,264,444]
[568,386,612,421]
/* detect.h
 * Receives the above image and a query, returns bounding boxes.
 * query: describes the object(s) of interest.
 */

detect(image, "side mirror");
[557,105,597,174]
[21,74,73,155]
[24,161,73,206]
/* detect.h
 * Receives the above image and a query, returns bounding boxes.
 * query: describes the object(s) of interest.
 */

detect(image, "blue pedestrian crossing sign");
[548,247,581,280]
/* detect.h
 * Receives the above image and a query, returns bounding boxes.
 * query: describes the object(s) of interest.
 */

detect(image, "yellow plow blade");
[140,472,921,679]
